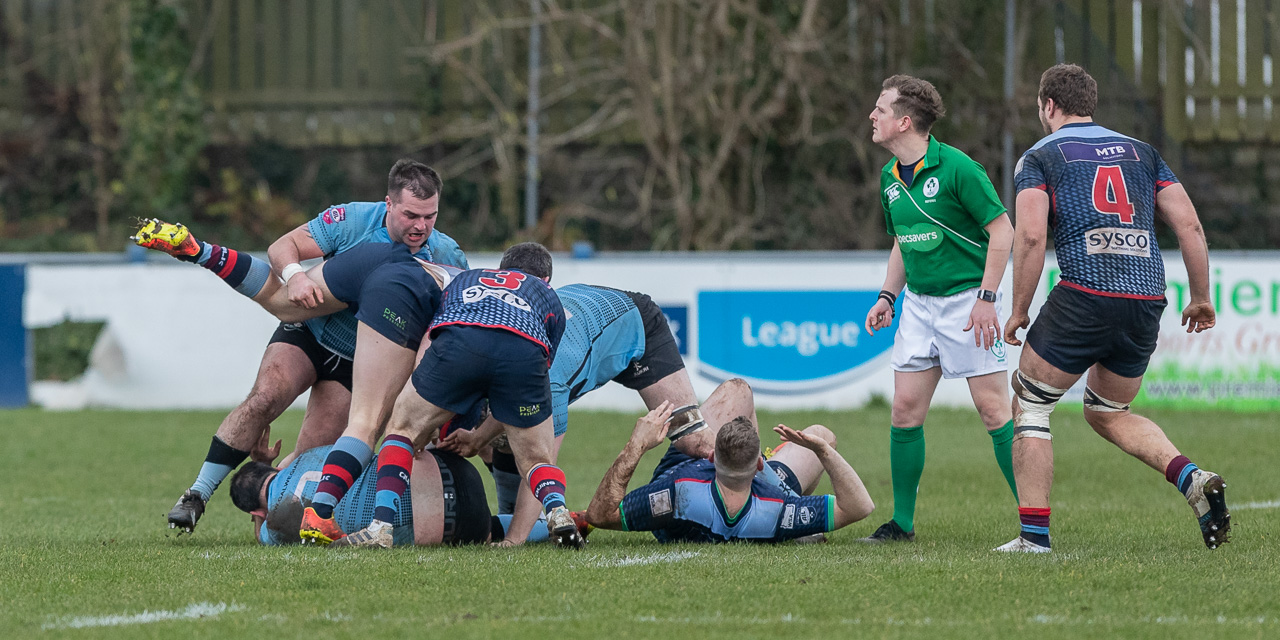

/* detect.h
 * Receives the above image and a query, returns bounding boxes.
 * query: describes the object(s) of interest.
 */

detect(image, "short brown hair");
[499,242,553,280]
[388,158,443,201]
[1038,64,1097,117]
[881,75,946,133]
[714,416,760,473]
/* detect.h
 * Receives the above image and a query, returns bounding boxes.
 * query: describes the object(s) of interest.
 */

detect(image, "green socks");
[989,420,1018,500]
[889,425,925,532]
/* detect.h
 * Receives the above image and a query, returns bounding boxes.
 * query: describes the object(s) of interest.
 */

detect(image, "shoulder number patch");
[649,489,672,516]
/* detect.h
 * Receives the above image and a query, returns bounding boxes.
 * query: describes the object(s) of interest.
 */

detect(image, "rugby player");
[304,243,585,549]
[228,428,586,547]
[436,283,731,544]
[998,64,1229,553]
[586,404,875,543]
[861,75,1018,543]
[133,160,466,533]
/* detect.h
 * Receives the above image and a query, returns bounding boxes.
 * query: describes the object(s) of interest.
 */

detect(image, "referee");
[860,75,1017,543]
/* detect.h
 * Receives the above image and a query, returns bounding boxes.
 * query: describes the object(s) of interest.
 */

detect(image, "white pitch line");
[590,550,700,568]
[1234,499,1280,510]
[42,602,245,630]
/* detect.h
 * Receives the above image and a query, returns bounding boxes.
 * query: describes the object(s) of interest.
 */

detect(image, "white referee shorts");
[890,287,1008,379]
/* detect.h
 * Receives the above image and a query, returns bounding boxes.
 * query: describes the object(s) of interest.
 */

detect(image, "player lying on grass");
[435,283,747,544]
[306,243,585,549]
[132,160,468,534]
[586,404,875,543]
[227,428,588,547]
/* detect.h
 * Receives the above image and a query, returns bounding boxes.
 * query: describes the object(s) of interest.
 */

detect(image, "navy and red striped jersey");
[429,269,565,360]
[1014,122,1179,299]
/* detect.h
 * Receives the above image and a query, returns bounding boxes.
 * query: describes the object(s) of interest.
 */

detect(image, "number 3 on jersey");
[1091,165,1135,224]
[479,270,527,290]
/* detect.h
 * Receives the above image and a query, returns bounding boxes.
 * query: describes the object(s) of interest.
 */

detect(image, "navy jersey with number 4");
[1014,122,1179,299]
[619,459,834,543]
[429,269,565,361]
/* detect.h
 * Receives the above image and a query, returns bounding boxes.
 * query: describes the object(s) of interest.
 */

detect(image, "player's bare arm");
[586,402,674,529]
[773,424,875,527]
[1155,183,1216,333]
[267,223,327,309]
[965,213,1013,349]
[1005,189,1050,346]
[438,413,505,458]
[866,241,908,334]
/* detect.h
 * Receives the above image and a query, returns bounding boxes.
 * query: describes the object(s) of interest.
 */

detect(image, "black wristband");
[878,290,897,306]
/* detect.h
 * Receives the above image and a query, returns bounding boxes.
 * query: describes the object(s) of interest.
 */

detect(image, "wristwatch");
[976,289,997,303]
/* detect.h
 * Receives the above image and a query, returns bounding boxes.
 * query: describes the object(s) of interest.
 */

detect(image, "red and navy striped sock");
[1019,507,1051,547]
[312,436,373,519]
[1165,455,1199,496]
[373,435,416,524]
[528,463,568,512]
[196,243,271,297]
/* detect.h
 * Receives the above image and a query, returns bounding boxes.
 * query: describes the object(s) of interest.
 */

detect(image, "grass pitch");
[1,406,1277,639]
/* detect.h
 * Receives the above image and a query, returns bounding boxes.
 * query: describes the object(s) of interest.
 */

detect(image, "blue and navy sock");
[312,436,373,519]
[189,436,250,501]
[1019,507,1051,547]
[528,464,568,512]
[194,242,271,297]
[373,435,415,524]
[490,450,521,514]
[493,514,551,543]
[1165,455,1198,496]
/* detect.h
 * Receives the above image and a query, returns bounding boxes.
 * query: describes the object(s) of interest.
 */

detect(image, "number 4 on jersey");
[1091,165,1135,224]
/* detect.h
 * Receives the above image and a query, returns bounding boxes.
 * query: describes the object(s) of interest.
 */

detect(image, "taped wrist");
[665,405,708,441]
[1083,387,1131,413]
[1012,369,1067,441]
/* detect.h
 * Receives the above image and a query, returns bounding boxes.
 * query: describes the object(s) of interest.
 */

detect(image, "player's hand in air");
[865,298,894,334]
[1181,300,1216,333]
[438,427,487,458]
[285,271,324,309]
[1003,311,1030,347]
[964,300,1002,350]
[773,424,833,455]
[251,425,282,466]
[630,401,674,452]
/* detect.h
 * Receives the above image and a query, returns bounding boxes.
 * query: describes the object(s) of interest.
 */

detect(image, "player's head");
[1037,64,1097,133]
[385,159,443,252]
[871,75,945,145]
[711,416,763,488]
[499,242,554,282]
[229,461,277,515]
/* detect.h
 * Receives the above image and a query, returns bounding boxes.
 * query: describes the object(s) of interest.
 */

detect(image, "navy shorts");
[268,322,353,391]
[1026,283,1167,379]
[613,291,685,390]
[412,326,553,429]
[324,244,440,351]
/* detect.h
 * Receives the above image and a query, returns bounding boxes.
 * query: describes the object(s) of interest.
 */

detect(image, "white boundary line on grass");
[42,602,245,630]
[1234,499,1280,510]
[589,550,700,568]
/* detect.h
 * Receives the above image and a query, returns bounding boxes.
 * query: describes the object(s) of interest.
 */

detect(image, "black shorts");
[612,291,685,389]
[268,322,353,391]
[323,244,440,351]
[413,326,553,429]
[1026,283,1167,379]
[429,450,492,546]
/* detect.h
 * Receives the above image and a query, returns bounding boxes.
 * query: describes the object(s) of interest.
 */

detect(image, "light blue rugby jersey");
[550,284,647,436]
[259,446,414,546]
[302,201,469,359]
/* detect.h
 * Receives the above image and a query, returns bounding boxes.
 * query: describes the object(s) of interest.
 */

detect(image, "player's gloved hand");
[1181,300,1216,333]
[439,428,487,458]
[865,298,894,334]
[965,300,1002,350]
[251,425,283,466]
[773,424,833,455]
[285,271,324,309]
[631,401,675,452]
[1003,311,1030,347]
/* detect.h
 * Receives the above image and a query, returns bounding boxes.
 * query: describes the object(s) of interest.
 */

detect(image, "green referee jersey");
[880,135,1006,297]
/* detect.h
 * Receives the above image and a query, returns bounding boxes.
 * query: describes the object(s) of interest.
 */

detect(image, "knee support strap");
[1083,387,1131,413]
[665,404,707,441]
[1012,369,1068,441]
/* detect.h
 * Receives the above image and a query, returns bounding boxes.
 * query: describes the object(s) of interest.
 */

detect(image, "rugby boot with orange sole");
[299,507,346,546]
[132,218,202,260]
